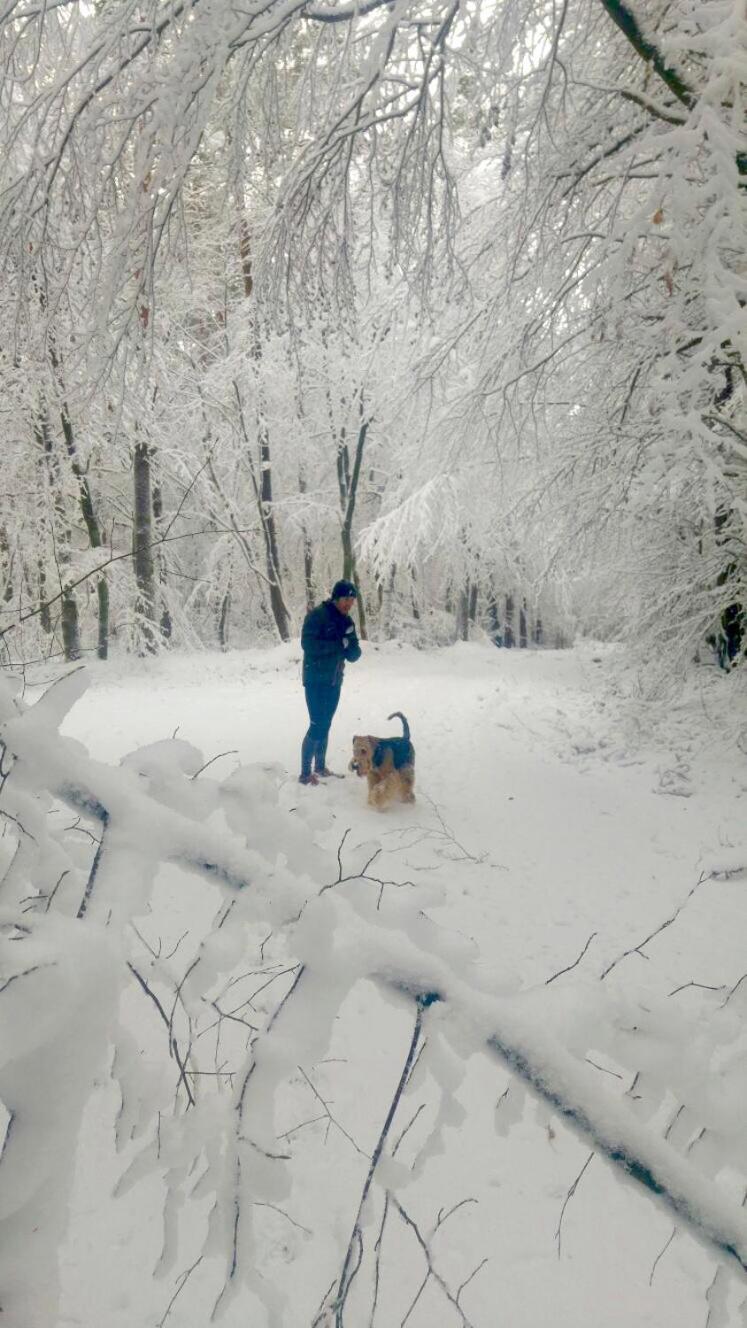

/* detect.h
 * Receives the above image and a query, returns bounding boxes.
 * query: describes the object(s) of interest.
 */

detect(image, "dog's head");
[349,736,377,777]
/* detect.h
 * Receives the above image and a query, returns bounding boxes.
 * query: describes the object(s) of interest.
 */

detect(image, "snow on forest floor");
[46,639,747,1328]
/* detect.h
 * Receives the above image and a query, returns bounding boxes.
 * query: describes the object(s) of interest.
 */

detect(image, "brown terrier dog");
[349,712,415,809]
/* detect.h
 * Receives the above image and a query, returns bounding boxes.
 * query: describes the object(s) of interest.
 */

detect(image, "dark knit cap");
[331,580,357,600]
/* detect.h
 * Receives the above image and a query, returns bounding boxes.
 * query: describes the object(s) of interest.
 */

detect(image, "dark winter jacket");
[301,600,361,687]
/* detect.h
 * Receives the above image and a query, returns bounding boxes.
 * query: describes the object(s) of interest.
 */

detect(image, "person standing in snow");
[299,580,362,785]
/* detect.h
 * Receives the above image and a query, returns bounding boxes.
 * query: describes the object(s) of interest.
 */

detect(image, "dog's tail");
[388,711,410,743]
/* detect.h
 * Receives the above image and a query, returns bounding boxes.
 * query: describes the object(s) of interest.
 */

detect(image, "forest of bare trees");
[0,0,743,672]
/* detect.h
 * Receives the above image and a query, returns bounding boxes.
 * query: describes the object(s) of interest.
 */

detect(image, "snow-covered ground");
[10,641,747,1327]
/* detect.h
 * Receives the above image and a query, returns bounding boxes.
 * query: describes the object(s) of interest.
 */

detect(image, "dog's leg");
[366,774,379,807]
[369,777,393,810]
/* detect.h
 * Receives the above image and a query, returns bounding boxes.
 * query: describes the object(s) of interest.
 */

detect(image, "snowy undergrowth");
[0,643,746,1328]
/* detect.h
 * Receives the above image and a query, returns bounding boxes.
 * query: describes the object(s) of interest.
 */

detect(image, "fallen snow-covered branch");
[382,976,747,1278]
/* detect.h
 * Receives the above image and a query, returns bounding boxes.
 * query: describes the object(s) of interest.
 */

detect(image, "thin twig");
[41,868,69,913]
[401,1270,429,1326]
[391,1195,477,1328]
[329,1001,426,1326]
[157,1255,204,1327]
[555,1152,594,1258]
[0,809,36,841]
[669,981,725,998]
[546,932,597,984]
[277,1112,328,1141]
[719,973,747,1009]
[434,1197,478,1231]
[369,1192,389,1328]
[190,750,238,780]
[600,874,709,980]
[297,1066,369,1158]
[0,962,54,994]
[584,1057,622,1079]
[127,962,195,1108]
[649,1227,677,1285]
[456,1256,488,1307]
[76,812,109,919]
[254,1200,312,1235]
[391,1103,427,1158]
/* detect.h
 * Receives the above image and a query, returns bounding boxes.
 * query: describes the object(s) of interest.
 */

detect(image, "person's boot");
[300,732,318,786]
[314,737,343,779]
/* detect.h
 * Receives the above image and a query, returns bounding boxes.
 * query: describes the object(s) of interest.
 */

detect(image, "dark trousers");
[301,682,341,775]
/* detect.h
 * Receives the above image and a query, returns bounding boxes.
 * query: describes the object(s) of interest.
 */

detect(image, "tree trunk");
[341,518,355,584]
[133,441,159,655]
[0,530,13,604]
[379,565,397,640]
[36,411,81,661]
[338,397,369,640]
[205,451,275,629]
[292,352,315,614]
[52,346,109,659]
[258,418,291,641]
[218,590,231,650]
[504,594,515,648]
[303,539,314,614]
[519,600,528,649]
[457,584,470,641]
[95,579,110,661]
[405,561,421,623]
[38,563,52,635]
[238,215,291,642]
[152,481,173,642]
[487,593,501,644]
[61,593,81,661]
[298,468,315,612]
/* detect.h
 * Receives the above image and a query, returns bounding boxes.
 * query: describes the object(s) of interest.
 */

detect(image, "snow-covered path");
[63,639,744,989]
[55,641,747,1328]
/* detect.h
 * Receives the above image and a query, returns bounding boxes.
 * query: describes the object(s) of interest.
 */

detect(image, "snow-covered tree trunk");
[37,414,81,662]
[218,588,231,648]
[379,564,397,640]
[37,560,52,638]
[0,529,12,606]
[504,595,515,649]
[151,478,173,643]
[339,400,369,638]
[66,441,108,661]
[457,584,470,641]
[133,441,160,655]
[298,467,315,612]
[49,344,110,660]
[258,418,291,641]
[60,594,82,663]
[238,218,291,642]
